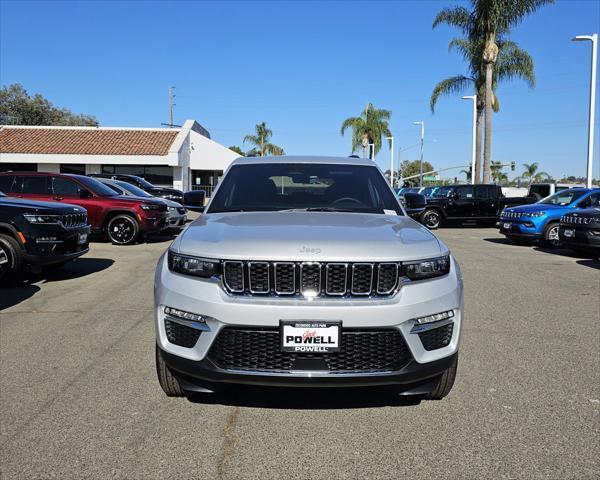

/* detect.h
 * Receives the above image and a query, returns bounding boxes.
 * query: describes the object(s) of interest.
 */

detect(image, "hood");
[175,212,445,262]
[0,196,86,214]
[505,203,566,213]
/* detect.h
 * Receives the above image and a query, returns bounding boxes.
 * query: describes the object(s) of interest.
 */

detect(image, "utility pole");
[572,34,598,188]
[413,121,425,186]
[462,95,477,185]
[169,86,176,128]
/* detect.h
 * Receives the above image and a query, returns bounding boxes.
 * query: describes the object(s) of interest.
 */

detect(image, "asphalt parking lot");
[1,226,598,479]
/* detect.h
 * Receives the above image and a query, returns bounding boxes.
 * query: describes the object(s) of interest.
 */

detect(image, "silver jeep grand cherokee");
[154,156,463,400]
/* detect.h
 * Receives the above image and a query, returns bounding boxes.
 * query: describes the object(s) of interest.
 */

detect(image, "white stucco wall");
[189,130,239,172]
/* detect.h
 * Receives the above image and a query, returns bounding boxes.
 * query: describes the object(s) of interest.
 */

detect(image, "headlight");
[168,250,220,278]
[140,204,162,210]
[23,214,61,224]
[527,211,545,217]
[168,207,176,212]
[404,255,450,280]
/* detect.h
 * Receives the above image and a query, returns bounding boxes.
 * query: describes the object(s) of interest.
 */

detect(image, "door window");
[20,176,50,194]
[475,187,489,199]
[0,175,15,193]
[52,176,81,196]
[456,186,474,200]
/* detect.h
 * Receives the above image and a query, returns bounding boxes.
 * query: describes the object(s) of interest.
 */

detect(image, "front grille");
[207,328,411,373]
[561,215,592,225]
[501,211,524,219]
[418,324,453,351]
[60,213,87,228]
[164,318,202,348]
[222,261,401,297]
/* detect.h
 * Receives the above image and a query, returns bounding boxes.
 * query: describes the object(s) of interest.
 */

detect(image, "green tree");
[0,83,98,126]
[228,146,245,156]
[340,103,392,159]
[243,122,285,157]
[398,160,435,184]
[520,162,549,185]
[460,167,472,182]
[432,0,553,184]
[429,36,535,184]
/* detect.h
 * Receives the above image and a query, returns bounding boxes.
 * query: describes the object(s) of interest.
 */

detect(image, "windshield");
[131,175,155,189]
[434,186,453,197]
[539,190,587,206]
[77,176,120,196]
[208,163,403,214]
[115,180,153,197]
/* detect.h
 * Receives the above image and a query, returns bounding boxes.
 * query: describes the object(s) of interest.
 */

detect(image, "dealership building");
[0,120,239,196]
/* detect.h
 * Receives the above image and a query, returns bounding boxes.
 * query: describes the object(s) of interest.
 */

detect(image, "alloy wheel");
[0,246,8,266]
[108,217,137,244]
[547,224,561,247]
[423,211,440,229]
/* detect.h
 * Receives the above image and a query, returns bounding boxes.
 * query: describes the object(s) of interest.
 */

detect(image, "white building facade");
[0,119,239,195]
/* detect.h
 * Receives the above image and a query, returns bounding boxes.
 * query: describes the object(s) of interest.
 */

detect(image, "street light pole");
[573,33,598,188]
[413,121,425,186]
[387,136,394,187]
[462,95,477,185]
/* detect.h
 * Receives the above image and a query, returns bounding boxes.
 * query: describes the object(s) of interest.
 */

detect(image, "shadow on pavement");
[0,257,114,310]
[532,246,595,260]
[483,237,532,247]
[576,259,600,270]
[186,386,423,409]
[145,231,180,244]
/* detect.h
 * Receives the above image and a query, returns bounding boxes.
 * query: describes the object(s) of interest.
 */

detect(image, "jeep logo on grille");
[300,246,321,254]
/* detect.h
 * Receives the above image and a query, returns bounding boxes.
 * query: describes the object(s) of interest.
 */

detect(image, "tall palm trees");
[243,122,285,157]
[340,103,392,159]
[520,162,549,185]
[432,0,553,183]
[430,36,534,183]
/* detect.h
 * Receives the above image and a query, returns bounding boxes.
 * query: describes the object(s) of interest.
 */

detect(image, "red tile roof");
[0,127,179,156]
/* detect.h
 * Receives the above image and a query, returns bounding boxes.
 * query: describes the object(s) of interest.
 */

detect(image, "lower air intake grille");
[207,328,411,373]
[165,319,202,348]
[418,324,454,351]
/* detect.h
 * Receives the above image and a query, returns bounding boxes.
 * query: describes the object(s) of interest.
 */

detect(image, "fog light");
[164,306,205,323]
[523,222,534,228]
[415,310,454,325]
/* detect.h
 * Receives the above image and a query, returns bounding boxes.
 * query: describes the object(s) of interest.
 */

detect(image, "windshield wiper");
[277,207,355,212]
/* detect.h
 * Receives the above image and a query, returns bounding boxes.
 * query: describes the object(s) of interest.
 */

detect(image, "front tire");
[543,222,561,248]
[421,209,442,230]
[424,354,458,401]
[155,345,185,397]
[106,214,139,245]
[0,234,23,282]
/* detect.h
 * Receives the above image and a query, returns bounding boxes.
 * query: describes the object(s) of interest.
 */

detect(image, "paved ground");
[1,225,598,479]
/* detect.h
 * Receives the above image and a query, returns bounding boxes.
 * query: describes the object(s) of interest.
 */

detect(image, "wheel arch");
[102,209,139,231]
[0,222,26,252]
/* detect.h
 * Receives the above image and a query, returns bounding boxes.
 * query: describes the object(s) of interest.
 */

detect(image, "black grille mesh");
[207,328,411,373]
[301,263,321,293]
[249,262,269,293]
[352,264,373,294]
[418,324,454,351]
[377,264,398,294]
[326,264,347,295]
[165,319,202,348]
[274,263,295,294]
[224,262,244,292]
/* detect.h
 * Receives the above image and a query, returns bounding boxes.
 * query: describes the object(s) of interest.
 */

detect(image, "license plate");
[563,229,575,238]
[503,222,511,229]
[78,233,88,244]
[281,321,341,353]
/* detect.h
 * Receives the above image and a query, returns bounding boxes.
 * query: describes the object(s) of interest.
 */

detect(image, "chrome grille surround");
[222,260,403,298]
[59,213,88,229]
[561,215,591,225]
[501,211,524,219]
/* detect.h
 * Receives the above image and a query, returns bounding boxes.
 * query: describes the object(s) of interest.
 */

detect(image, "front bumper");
[22,225,91,266]
[154,253,463,388]
[140,213,169,233]
[559,225,600,251]
[498,218,543,240]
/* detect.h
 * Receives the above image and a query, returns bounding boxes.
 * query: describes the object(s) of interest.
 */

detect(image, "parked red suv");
[0,172,169,245]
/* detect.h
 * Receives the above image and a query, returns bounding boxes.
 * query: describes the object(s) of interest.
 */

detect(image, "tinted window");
[76,176,119,196]
[21,176,50,194]
[52,177,81,196]
[114,180,152,197]
[0,163,37,172]
[475,186,489,199]
[540,190,587,206]
[456,186,474,200]
[0,175,15,193]
[584,192,600,207]
[208,163,403,214]
[60,164,86,175]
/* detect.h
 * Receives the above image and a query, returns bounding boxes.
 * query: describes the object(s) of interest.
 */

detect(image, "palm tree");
[340,103,392,159]
[228,145,244,156]
[243,122,285,157]
[520,162,549,185]
[460,167,472,182]
[490,160,504,183]
[432,0,553,184]
[430,35,535,184]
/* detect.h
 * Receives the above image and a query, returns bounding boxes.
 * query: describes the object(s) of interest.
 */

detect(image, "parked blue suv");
[499,188,600,246]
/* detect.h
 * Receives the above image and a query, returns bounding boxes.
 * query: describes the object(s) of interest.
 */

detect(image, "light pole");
[413,121,425,186]
[572,33,598,188]
[369,143,375,160]
[387,136,394,186]
[462,95,477,185]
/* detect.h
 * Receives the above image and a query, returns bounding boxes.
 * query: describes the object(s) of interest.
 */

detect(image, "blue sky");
[1,0,599,180]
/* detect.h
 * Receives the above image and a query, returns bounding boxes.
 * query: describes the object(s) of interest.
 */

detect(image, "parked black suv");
[0,192,90,280]
[559,208,600,257]
[89,173,184,203]
[420,184,532,229]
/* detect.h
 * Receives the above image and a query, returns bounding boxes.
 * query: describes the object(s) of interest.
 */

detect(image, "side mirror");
[403,192,426,213]
[79,189,93,199]
[183,190,206,212]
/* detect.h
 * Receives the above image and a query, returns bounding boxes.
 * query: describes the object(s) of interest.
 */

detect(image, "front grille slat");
[208,327,411,373]
[59,213,87,229]
[222,260,403,298]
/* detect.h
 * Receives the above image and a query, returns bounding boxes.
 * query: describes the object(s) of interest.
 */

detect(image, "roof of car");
[230,155,379,166]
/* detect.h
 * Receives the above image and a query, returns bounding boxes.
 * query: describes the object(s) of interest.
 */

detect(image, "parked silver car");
[94,178,187,229]
[154,156,463,400]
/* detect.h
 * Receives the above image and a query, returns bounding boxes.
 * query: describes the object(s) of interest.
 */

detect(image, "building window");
[0,163,37,172]
[101,165,173,186]
[60,164,86,175]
